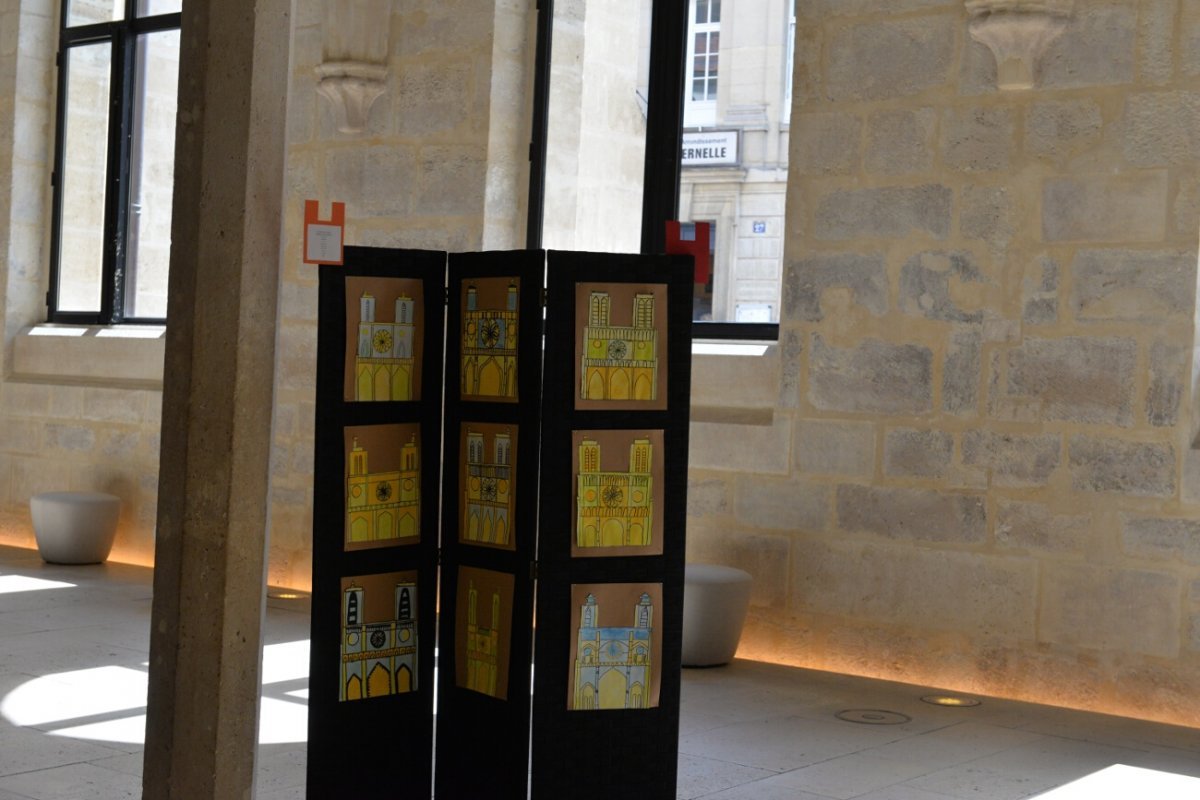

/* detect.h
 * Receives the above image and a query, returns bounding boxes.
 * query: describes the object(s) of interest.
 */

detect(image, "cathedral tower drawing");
[462,281,518,399]
[347,435,420,544]
[572,592,653,710]
[465,580,501,697]
[355,291,416,401]
[341,579,418,701]
[580,291,657,401]
[464,428,513,545]
[577,437,653,548]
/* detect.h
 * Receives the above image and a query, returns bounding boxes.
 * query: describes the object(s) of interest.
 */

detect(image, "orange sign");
[304,200,345,265]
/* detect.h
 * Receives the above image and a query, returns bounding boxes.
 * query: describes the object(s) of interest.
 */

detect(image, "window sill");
[12,324,166,389]
[689,342,778,426]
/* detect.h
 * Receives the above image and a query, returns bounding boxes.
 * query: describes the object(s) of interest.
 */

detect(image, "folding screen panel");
[434,251,546,799]
[530,251,693,800]
[306,247,446,798]
[307,247,690,799]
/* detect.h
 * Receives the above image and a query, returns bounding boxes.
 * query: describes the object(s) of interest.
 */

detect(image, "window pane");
[57,42,112,313]
[680,1,785,324]
[694,32,705,56]
[542,0,651,253]
[696,0,708,24]
[137,0,182,15]
[66,0,123,26]
[125,30,180,319]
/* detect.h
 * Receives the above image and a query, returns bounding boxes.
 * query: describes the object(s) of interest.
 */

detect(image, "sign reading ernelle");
[681,131,739,166]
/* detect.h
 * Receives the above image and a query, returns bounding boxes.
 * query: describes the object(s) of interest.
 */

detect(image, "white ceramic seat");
[682,563,753,667]
[30,492,121,565]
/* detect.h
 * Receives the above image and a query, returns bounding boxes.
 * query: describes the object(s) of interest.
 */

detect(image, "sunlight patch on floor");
[1033,764,1200,799]
[0,641,311,745]
[0,575,76,594]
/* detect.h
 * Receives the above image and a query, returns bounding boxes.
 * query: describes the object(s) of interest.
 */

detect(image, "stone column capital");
[966,0,1075,90]
[318,0,392,134]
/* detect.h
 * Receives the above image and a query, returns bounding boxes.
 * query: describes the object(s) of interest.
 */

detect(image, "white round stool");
[30,492,121,565]
[682,563,752,667]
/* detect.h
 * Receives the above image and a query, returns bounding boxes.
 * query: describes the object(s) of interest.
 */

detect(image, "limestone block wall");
[267,0,535,588]
[0,0,165,566]
[687,0,1200,726]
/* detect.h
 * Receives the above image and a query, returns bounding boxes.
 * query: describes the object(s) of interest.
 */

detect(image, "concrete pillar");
[142,0,292,797]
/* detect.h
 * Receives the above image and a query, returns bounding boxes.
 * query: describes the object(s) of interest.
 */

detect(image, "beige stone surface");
[676,0,1200,728]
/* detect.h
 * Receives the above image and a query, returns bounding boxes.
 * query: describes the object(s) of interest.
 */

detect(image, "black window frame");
[47,0,181,326]
[526,0,780,343]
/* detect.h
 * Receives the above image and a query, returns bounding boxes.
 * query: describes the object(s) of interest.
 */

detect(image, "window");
[528,0,781,341]
[49,0,182,324]
[684,0,720,128]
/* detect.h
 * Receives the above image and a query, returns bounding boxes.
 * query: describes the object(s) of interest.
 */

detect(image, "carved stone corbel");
[317,0,392,134]
[966,0,1075,90]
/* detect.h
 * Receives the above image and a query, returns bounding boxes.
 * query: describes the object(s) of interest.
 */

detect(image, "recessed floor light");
[921,694,981,707]
[836,709,911,725]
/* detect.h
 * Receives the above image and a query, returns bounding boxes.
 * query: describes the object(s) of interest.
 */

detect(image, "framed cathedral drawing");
[459,422,518,551]
[573,282,668,411]
[454,566,515,700]
[571,429,665,558]
[566,583,662,710]
[343,275,425,403]
[460,276,521,403]
[344,424,422,550]
[339,571,420,701]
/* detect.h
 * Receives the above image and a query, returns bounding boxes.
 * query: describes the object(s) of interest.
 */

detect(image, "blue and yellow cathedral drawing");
[464,428,512,545]
[572,592,653,710]
[465,581,502,697]
[577,437,652,548]
[356,291,416,401]
[462,282,518,399]
[341,580,417,701]
[580,291,657,401]
[347,436,419,544]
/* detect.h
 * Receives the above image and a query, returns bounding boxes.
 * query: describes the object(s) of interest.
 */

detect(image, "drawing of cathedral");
[341,580,418,701]
[577,437,652,548]
[464,428,513,545]
[347,435,420,544]
[464,581,501,698]
[572,592,653,710]
[462,282,518,399]
[580,291,657,401]
[355,291,416,401]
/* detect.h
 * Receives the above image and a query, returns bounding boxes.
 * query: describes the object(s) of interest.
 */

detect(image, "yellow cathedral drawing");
[464,580,501,698]
[347,436,420,544]
[572,592,653,710]
[464,428,513,545]
[580,291,657,401]
[341,580,418,701]
[577,437,653,548]
[355,291,416,401]
[462,282,518,399]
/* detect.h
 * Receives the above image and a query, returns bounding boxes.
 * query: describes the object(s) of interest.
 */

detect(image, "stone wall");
[686,0,1200,726]
[0,1,165,566]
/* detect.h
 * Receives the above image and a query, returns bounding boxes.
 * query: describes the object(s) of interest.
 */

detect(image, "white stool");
[682,563,752,667]
[30,492,121,565]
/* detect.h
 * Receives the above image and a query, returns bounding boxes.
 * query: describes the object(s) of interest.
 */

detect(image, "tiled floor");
[1,545,1199,799]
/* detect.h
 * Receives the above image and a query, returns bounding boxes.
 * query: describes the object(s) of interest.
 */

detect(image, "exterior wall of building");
[681,0,792,322]
[686,0,1200,727]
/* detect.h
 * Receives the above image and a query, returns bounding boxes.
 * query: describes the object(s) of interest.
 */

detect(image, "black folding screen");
[306,246,692,799]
